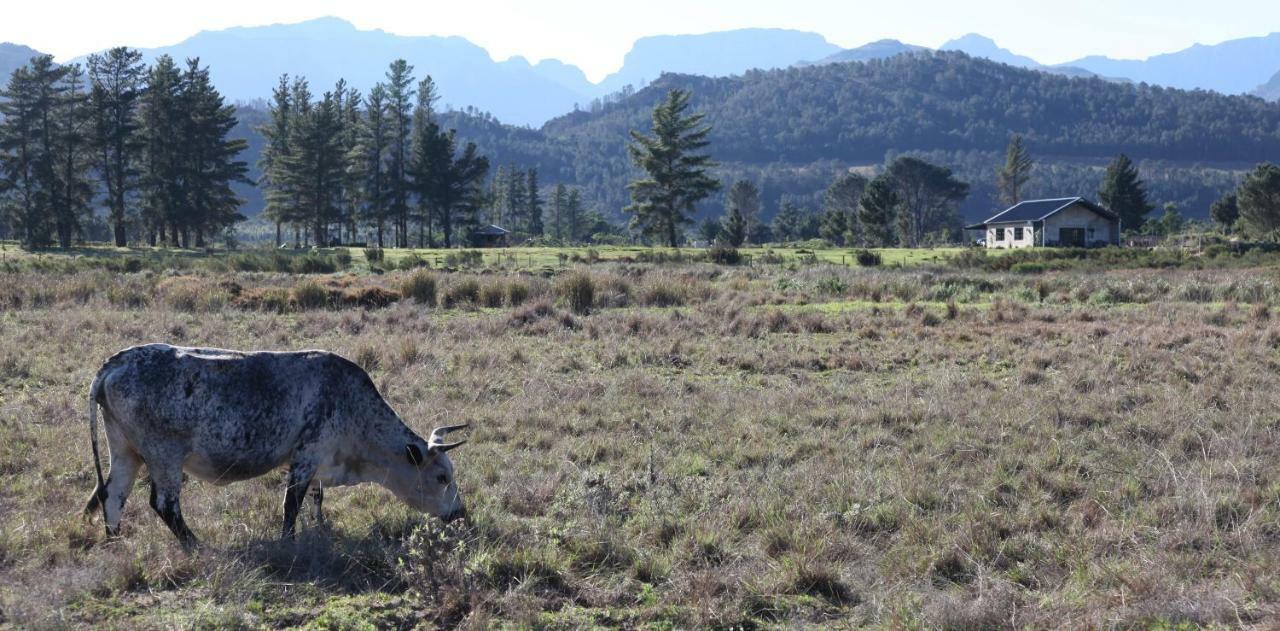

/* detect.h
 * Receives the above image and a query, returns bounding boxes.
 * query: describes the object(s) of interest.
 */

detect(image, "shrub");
[236,287,292,313]
[292,280,333,310]
[558,271,595,314]
[707,246,742,265]
[156,277,228,312]
[398,253,428,270]
[443,250,483,268]
[507,281,531,307]
[442,278,481,308]
[364,247,384,263]
[480,281,506,308]
[638,278,687,307]
[333,249,353,268]
[400,270,438,306]
[1010,261,1051,274]
[342,286,401,309]
[855,250,882,267]
[293,254,338,274]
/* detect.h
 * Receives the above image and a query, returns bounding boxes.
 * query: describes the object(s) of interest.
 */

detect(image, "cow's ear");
[406,443,426,467]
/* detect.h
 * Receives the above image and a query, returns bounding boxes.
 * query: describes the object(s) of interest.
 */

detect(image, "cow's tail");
[83,371,109,521]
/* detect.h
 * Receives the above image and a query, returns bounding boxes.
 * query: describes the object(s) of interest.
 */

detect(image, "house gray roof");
[475,224,510,236]
[965,197,1118,230]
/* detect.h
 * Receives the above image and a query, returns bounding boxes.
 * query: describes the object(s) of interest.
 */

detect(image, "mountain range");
[1,42,45,82]
[0,19,1259,127]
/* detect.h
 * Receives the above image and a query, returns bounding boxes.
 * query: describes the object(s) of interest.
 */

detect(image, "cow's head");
[388,423,468,522]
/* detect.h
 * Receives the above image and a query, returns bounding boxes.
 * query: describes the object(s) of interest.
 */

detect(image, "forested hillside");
[231,51,1280,225]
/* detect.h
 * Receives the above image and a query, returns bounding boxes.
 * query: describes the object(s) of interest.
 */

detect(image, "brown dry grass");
[0,263,1278,628]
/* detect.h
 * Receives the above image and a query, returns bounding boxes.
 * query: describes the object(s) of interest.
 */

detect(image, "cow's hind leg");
[281,460,316,539]
[84,422,142,537]
[148,463,198,550]
[309,482,326,527]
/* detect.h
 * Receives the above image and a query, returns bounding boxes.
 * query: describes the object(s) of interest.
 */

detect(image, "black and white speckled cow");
[83,343,468,548]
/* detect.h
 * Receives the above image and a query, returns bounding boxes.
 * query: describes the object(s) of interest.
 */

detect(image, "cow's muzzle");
[443,505,467,523]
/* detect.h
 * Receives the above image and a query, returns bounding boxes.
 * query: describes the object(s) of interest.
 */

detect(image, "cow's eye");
[437,474,450,485]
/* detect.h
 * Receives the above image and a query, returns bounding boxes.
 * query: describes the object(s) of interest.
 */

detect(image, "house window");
[994,228,1005,241]
[1014,227,1024,240]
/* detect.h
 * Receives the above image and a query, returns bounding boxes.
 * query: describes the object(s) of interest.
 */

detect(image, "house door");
[1060,228,1085,247]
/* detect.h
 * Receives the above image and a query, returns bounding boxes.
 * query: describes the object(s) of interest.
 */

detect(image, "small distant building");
[966,197,1120,249]
[472,224,510,248]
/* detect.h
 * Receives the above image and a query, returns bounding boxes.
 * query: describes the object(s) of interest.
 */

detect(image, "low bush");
[364,247,384,263]
[400,270,439,306]
[507,281,531,307]
[855,249,882,267]
[480,281,506,308]
[156,276,229,312]
[707,246,742,265]
[442,278,481,308]
[342,286,401,309]
[558,271,595,314]
[293,280,333,310]
[638,278,687,307]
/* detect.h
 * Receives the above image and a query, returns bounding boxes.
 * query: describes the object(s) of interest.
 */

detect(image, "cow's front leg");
[149,465,198,550]
[282,460,316,539]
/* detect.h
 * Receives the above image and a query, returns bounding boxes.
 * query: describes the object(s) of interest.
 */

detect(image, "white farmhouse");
[966,197,1121,249]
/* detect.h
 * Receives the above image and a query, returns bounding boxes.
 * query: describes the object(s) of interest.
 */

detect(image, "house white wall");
[1043,203,1113,245]
[986,222,1035,249]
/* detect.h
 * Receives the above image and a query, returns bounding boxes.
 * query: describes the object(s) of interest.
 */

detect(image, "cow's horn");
[431,440,467,452]
[431,423,469,439]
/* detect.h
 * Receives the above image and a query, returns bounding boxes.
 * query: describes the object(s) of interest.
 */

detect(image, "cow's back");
[97,344,346,483]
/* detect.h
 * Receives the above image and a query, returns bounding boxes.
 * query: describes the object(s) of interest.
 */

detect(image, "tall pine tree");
[625,89,719,247]
[721,179,759,247]
[996,134,1034,206]
[1098,153,1154,232]
[526,168,543,236]
[88,47,146,246]
[384,60,415,248]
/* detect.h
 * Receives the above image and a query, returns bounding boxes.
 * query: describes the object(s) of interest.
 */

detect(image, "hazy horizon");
[4,0,1278,82]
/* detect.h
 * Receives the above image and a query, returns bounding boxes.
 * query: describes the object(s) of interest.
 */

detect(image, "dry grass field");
[1,258,1279,628]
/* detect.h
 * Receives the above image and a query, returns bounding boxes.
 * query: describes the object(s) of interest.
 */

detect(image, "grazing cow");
[83,343,468,548]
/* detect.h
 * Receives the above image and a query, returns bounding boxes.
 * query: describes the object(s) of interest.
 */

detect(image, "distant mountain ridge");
[1062,32,1280,95]
[8,18,1279,124]
[593,29,841,96]
[1257,69,1280,101]
[1,42,47,81]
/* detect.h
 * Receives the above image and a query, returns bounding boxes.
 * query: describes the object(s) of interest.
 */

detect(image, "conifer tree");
[354,83,391,247]
[1238,162,1280,238]
[178,58,248,247]
[505,166,527,231]
[1098,153,1153,231]
[526,167,543,236]
[625,89,719,247]
[0,62,57,246]
[1211,192,1239,233]
[137,55,184,246]
[88,47,146,246]
[384,59,415,247]
[859,175,899,247]
[52,63,93,248]
[996,134,1034,206]
[721,179,758,247]
[566,188,583,243]
[820,173,866,246]
[550,182,568,241]
[410,76,440,246]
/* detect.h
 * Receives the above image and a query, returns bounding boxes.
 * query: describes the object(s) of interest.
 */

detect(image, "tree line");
[257,59,607,249]
[0,50,247,248]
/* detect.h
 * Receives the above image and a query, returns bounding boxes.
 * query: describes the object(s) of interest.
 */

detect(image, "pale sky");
[3,0,1277,82]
